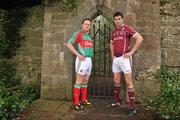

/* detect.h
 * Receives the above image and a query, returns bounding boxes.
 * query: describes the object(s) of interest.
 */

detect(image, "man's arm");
[131,33,143,54]
[110,40,115,59]
[67,43,85,61]
[123,33,143,58]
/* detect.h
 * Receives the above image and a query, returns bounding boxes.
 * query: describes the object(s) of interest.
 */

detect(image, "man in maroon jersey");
[110,12,143,117]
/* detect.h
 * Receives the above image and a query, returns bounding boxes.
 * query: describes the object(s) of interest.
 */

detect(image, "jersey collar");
[116,24,125,30]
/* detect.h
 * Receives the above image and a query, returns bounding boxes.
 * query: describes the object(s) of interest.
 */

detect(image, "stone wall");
[13,5,44,83]
[134,0,161,73]
[130,0,161,97]
[161,1,180,70]
[41,1,71,99]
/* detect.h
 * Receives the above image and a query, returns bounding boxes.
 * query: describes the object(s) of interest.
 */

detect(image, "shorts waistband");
[85,56,92,58]
[114,51,130,57]
[115,53,123,57]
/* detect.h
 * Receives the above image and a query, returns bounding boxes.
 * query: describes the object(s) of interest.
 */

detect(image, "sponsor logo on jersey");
[114,36,123,41]
[79,40,93,48]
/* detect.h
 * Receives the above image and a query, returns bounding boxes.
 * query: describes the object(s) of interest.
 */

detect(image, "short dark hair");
[82,18,91,24]
[113,12,124,19]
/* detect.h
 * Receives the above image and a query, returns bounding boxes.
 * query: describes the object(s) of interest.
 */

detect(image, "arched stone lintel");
[72,4,115,30]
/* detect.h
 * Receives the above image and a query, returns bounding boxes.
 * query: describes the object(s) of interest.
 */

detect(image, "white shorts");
[112,56,132,74]
[75,57,92,75]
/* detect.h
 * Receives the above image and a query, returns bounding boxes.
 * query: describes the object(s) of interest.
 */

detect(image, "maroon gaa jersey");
[111,24,137,56]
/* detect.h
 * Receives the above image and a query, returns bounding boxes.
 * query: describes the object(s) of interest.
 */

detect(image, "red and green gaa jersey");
[68,31,93,57]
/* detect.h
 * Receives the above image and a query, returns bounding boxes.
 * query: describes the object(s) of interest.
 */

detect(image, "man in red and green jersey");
[67,18,93,111]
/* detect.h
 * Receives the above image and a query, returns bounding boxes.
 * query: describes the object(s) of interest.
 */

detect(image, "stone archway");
[41,0,161,100]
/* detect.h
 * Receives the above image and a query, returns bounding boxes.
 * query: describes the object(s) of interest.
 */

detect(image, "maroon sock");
[114,86,121,102]
[128,88,135,109]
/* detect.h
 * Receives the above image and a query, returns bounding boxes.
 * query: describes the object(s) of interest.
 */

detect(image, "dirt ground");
[18,99,159,120]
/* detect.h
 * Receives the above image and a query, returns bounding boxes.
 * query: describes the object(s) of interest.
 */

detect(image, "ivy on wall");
[0,9,28,59]
[45,0,78,13]
[61,0,77,13]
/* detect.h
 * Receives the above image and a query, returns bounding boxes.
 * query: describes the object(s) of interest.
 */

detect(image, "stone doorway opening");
[88,15,114,98]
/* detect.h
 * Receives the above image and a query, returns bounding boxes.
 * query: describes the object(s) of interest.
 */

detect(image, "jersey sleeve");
[126,26,137,38]
[68,32,82,44]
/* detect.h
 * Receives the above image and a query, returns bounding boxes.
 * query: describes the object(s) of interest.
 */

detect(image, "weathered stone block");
[168,27,180,35]
[50,26,66,33]
[163,48,180,67]
[51,20,67,26]
[114,2,127,14]
[141,34,160,51]
[43,33,51,43]
[52,13,68,21]
[43,14,52,33]
[124,13,135,27]
[43,44,60,52]
[50,33,64,44]
[41,85,66,100]
[136,14,159,21]
[29,38,43,47]
[136,20,154,27]
[42,62,64,75]
[161,20,180,27]
[138,27,154,34]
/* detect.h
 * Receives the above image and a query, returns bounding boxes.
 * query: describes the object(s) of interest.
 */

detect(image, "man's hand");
[111,54,115,59]
[123,51,133,58]
[67,43,86,61]
[77,54,86,61]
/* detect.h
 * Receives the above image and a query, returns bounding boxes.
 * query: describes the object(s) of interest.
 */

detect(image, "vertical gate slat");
[108,27,111,96]
[98,20,100,74]
[93,24,96,96]
[103,24,106,96]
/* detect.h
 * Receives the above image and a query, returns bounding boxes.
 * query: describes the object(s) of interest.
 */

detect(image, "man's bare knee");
[82,75,90,84]
[127,84,133,88]
[114,73,121,83]
[126,80,133,88]
[76,73,84,84]
[82,79,88,84]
